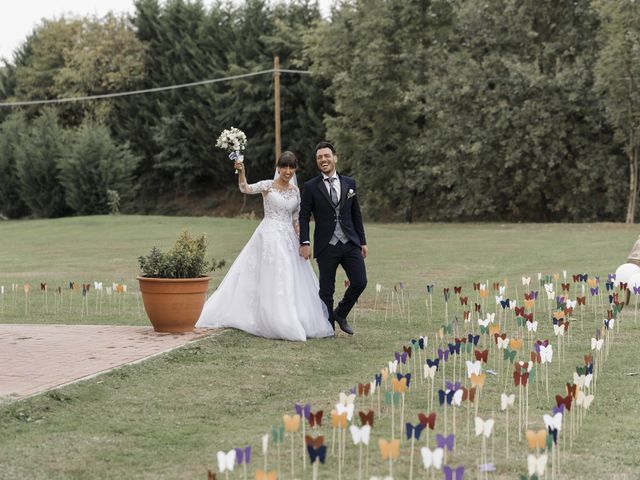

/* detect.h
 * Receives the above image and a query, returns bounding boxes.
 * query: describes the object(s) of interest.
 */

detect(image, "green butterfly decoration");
[443,323,454,334]
[520,475,540,480]
[528,366,536,380]
[465,342,473,354]
[504,349,517,363]
[546,432,554,451]
[576,366,586,375]
[480,326,489,334]
[384,391,401,406]
[272,424,285,444]
[516,316,526,327]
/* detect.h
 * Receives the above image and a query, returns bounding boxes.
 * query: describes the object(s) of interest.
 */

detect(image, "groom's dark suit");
[299,174,367,330]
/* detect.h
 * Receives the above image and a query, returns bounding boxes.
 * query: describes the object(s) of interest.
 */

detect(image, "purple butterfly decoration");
[445,381,461,391]
[350,386,357,395]
[552,405,565,415]
[633,286,640,295]
[235,446,251,464]
[436,433,455,451]
[529,291,539,300]
[437,348,450,361]
[426,358,440,370]
[479,463,495,473]
[295,403,311,420]
[395,351,408,364]
[443,464,465,480]
[608,273,616,282]
[590,286,599,296]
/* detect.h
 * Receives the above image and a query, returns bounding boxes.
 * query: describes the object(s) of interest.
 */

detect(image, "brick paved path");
[0,324,212,401]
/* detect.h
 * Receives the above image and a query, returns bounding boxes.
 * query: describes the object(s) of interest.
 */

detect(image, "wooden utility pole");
[274,56,281,163]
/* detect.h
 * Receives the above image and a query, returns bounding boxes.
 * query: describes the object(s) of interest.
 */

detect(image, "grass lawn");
[0,216,639,479]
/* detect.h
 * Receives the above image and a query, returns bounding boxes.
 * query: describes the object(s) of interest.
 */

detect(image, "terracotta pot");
[137,276,211,333]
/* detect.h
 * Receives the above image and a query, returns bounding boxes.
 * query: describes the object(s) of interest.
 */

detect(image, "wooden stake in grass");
[23,283,31,317]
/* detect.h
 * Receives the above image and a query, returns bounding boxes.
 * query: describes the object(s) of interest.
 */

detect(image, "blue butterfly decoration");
[307,445,327,464]
[396,373,411,387]
[438,389,455,405]
[405,421,425,440]
[426,358,440,370]
[467,334,480,346]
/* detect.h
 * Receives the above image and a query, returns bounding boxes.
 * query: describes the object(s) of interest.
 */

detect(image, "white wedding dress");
[196,179,334,341]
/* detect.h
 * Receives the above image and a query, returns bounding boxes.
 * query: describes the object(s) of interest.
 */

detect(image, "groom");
[299,141,368,335]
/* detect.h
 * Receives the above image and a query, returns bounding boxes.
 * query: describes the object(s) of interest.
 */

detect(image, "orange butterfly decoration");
[378,438,400,460]
[331,410,347,429]
[308,410,323,427]
[524,299,535,310]
[23,284,31,294]
[381,367,389,382]
[587,278,597,288]
[392,377,407,393]
[489,325,501,337]
[359,410,374,427]
[283,414,301,433]
[358,383,371,397]
[479,289,488,299]
[553,273,560,281]
[584,353,593,364]
[526,429,547,450]
[510,338,524,350]
[255,470,278,480]
[554,310,565,320]
[470,373,486,388]
[305,435,324,448]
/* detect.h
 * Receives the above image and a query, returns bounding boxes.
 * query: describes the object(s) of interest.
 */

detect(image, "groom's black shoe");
[334,314,354,335]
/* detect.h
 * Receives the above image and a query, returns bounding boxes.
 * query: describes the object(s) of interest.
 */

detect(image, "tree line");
[0,0,638,222]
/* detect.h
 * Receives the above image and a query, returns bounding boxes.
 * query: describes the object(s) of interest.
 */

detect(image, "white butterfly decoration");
[370,476,393,480]
[350,424,371,445]
[376,283,382,293]
[500,393,515,411]
[544,282,554,295]
[576,391,595,409]
[499,285,506,295]
[262,433,269,455]
[539,345,553,364]
[543,412,563,431]
[553,324,565,336]
[486,312,496,323]
[584,373,593,388]
[479,283,487,291]
[123,284,128,292]
[566,299,577,309]
[474,416,494,438]
[217,449,235,473]
[452,389,464,406]
[509,300,517,309]
[336,402,355,421]
[339,392,355,406]
[522,276,531,286]
[526,320,538,332]
[465,360,482,378]
[420,447,444,469]
[94,282,103,290]
[537,272,542,281]
[106,287,113,295]
[591,337,604,351]
[0,285,4,294]
[495,295,504,305]
[527,453,548,476]
[563,270,567,280]
[369,381,377,395]
[388,360,398,373]
[497,337,510,350]
[478,317,490,328]
[424,364,438,380]
[573,372,586,388]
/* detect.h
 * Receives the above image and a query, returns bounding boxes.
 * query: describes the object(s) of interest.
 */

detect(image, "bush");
[60,120,139,215]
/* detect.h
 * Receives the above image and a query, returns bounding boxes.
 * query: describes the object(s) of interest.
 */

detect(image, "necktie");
[326,177,338,205]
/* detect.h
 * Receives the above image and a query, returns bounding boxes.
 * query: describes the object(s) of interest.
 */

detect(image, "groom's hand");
[361,245,368,258]
[299,244,311,260]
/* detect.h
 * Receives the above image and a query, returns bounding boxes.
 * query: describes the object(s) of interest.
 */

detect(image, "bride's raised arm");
[236,163,271,195]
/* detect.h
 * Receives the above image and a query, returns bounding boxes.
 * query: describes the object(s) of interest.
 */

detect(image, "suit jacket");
[299,174,367,258]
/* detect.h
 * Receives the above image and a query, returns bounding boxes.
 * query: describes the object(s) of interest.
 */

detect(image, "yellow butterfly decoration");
[331,410,347,429]
[526,429,547,450]
[255,470,278,480]
[381,367,389,382]
[488,325,501,337]
[510,338,524,350]
[283,414,300,433]
[23,284,31,294]
[554,310,565,319]
[479,289,489,299]
[553,273,560,281]
[587,278,597,288]
[378,438,400,460]
[470,373,486,388]
[524,299,535,310]
[391,377,407,393]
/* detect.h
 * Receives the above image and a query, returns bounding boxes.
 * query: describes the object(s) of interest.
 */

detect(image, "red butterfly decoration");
[455,337,467,345]
[619,282,628,291]
[474,303,481,312]
[474,349,489,363]
[403,345,412,358]
[555,394,573,411]
[461,386,476,403]
[515,306,525,316]
[524,292,534,300]
[536,339,550,348]
[524,313,534,322]
[359,410,374,427]
[454,286,462,294]
[577,296,586,306]
[473,282,480,291]
[358,383,371,397]
[460,296,468,305]
[463,311,470,320]
[418,412,436,430]
[493,332,507,343]
[492,282,500,291]
[607,309,613,319]
[513,369,529,386]
[305,434,325,448]
[584,354,593,364]
[530,351,541,364]
[309,410,324,427]
[561,283,570,292]
[565,383,577,399]
[564,307,573,316]
[572,274,580,283]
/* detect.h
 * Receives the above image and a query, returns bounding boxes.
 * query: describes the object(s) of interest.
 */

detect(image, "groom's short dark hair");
[315,141,336,155]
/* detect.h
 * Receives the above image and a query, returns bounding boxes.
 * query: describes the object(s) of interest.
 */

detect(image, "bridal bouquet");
[216,127,247,174]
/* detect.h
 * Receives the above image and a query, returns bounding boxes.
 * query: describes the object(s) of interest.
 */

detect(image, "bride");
[196,151,334,340]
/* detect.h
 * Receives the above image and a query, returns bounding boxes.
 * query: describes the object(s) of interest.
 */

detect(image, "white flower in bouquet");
[216,127,247,173]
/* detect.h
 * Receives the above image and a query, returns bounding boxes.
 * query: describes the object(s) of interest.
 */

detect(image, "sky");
[0,0,332,62]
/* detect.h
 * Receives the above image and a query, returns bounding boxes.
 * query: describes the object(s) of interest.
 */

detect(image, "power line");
[0,68,312,108]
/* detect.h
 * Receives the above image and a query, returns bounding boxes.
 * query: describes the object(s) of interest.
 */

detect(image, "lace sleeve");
[239,179,272,195]
[292,187,301,238]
